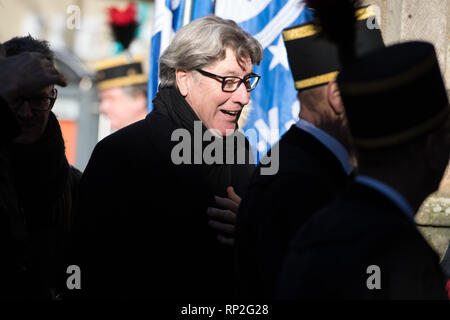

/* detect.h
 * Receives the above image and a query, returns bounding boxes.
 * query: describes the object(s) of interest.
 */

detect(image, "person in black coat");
[276,2,449,298]
[235,5,384,299]
[277,175,449,299]
[0,37,72,299]
[72,16,263,299]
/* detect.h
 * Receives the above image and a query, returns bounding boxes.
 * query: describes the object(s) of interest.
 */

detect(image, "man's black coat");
[276,181,448,299]
[73,92,254,299]
[236,124,351,299]
[1,98,80,299]
[0,97,22,298]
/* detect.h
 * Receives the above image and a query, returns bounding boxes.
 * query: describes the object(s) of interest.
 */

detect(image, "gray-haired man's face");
[179,48,253,137]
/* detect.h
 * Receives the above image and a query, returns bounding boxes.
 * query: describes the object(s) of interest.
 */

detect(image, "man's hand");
[0,51,67,106]
[207,186,242,246]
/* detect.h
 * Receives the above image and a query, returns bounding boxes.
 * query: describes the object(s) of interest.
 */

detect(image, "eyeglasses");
[196,69,261,93]
[13,88,57,112]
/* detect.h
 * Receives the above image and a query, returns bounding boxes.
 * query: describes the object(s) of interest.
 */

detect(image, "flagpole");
[183,0,193,26]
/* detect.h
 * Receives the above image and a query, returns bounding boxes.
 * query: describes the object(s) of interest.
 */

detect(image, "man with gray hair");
[73,16,263,299]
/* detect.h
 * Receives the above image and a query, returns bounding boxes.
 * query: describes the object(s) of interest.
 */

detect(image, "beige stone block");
[439,164,450,194]
[385,0,403,44]
[417,194,450,261]
[446,27,450,90]
[362,0,388,38]
[417,225,450,261]
[401,0,449,86]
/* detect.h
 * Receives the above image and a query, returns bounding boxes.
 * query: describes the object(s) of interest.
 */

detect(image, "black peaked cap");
[338,41,449,149]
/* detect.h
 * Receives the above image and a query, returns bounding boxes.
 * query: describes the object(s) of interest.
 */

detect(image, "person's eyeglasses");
[196,69,261,93]
[14,88,57,112]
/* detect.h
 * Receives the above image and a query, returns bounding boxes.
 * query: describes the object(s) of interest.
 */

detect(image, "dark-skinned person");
[0,37,73,299]
[276,0,449,300]
[72,16,263,299]
[235,3,384,299]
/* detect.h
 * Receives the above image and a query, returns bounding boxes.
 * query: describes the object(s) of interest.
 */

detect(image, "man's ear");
[176,69,189,96]
[50,87,57,109]
[327,80,345,115]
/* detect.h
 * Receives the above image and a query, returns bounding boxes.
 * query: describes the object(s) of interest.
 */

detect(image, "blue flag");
[148,0,187,111]
[192,0,215,20]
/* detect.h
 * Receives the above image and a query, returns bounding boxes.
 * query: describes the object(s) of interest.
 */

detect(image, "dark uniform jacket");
[0,97,22,298]
[276,181,448,300]
[0,98,81,299]
[73,86,254,299]
[236,124,351,299]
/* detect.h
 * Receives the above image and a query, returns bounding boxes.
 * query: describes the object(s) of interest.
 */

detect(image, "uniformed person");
[235,4,384,299]
[277,2,449,299]
[94,55,148,131]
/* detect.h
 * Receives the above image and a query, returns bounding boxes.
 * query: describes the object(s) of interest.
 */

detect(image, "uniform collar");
[355,175,415,221]
[296,118,353,175]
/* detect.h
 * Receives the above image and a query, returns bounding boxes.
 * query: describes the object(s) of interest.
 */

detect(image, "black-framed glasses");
[196,69,261,92]
[13,87,57,112]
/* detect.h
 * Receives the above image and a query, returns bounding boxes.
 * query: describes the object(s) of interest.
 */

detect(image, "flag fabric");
[148,0,187,111]
[215,0,313,159]
[191,0,215,20]
[148,0,313,159]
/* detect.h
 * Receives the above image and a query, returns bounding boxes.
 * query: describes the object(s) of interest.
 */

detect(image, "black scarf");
[0,97,21,145]
[11,112,69,227]
[152,86,254,197]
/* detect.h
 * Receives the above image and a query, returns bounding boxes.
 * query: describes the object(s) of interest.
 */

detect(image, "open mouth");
[221,110,240,116]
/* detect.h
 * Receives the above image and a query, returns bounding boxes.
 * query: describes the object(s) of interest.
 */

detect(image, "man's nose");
[232,82,251,106]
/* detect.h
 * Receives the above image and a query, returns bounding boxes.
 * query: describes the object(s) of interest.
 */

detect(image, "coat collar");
[296,118,353,175]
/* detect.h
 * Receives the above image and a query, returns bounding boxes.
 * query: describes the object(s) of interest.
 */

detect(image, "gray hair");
[159,15,263,88]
